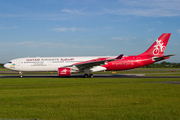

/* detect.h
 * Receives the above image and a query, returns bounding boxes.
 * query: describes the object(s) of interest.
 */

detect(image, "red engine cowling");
[58,67,71,76]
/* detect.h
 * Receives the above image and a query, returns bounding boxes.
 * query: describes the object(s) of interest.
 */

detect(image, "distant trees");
[0,63,4,68]
[142,61,180,68]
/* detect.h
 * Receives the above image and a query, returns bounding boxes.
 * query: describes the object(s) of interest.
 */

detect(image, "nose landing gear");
[19,71,23,78]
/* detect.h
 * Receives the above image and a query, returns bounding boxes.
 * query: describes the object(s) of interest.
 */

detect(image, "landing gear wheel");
[84,74,93,78]
[89,74,93,78]
[84,74,88,78]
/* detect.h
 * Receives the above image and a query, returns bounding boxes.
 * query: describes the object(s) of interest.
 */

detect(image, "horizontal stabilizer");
[152,54,176,61]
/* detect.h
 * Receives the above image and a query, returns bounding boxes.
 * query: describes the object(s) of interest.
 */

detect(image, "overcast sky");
[0,0,179,63]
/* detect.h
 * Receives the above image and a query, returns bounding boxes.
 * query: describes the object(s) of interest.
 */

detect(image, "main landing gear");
[84,73,93,78]
[84,69,93,78]
[19,71,23,78]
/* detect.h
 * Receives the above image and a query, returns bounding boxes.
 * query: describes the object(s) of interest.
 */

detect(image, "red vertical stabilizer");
[139,33,171,57]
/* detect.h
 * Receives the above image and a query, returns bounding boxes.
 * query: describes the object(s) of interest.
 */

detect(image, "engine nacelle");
[58,67,71,76]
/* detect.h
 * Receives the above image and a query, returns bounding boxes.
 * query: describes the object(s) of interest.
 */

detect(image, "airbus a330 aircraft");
[4,33,174,78]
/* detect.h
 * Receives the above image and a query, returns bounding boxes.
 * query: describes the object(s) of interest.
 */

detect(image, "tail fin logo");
[153,39,166,55]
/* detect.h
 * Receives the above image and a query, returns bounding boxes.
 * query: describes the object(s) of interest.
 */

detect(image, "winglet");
[115,54,123,59]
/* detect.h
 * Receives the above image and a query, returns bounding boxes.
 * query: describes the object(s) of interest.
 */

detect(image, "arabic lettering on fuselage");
[61,58,74,61]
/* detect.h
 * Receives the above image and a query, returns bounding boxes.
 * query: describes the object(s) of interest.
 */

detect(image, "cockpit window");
[8,62,12,63]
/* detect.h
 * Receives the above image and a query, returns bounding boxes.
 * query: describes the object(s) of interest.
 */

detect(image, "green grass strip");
[0,78,180,119]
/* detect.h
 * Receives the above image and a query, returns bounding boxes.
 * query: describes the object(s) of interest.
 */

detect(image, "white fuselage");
[4,56,115,72]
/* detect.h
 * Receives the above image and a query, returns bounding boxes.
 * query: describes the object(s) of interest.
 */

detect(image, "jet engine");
[58,67,71,76]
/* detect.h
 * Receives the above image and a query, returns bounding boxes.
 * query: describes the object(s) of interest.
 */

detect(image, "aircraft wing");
[73,54,123,70]
[153,54,175,61]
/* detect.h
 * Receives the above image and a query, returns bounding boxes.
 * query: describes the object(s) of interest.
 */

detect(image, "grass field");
[0,78,180,120]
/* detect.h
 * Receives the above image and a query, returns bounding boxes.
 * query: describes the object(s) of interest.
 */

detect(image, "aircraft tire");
[84,74,88,78]
[89,74,93,78]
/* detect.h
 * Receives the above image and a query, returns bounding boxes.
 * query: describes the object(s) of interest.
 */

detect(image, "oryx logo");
[60,69,67,74]
[153,39,166,55]
[10,64,16,68]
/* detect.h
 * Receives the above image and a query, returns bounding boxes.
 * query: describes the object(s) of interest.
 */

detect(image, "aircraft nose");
[4,63,9,69]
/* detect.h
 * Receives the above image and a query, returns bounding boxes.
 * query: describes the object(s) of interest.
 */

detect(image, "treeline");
[0,63,4,68]
[142,61,180,68]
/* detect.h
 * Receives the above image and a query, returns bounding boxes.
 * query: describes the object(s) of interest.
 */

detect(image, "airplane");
[4,33,175,78]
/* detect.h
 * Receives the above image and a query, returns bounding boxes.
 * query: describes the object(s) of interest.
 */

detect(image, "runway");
[1,74,180,78]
